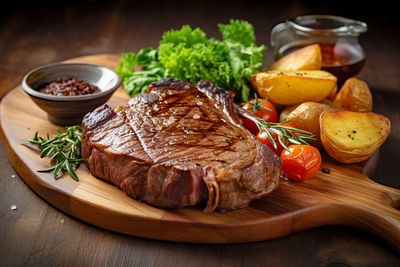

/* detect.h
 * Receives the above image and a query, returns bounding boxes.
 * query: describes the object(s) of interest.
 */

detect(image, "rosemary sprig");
[241,111,317,151]
[24,125,82,181]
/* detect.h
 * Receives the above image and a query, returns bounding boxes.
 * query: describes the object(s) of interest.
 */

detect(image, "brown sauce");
[38,76,100,96]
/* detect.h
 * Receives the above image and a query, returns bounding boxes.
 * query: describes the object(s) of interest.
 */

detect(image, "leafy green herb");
[24,126,82,181]
[116,19,264,101]
[116,48,165,95]
[218,19,256,46]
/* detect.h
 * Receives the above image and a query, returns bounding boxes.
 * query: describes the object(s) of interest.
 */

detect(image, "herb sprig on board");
[24,125,82,181]
[241,112,317,151]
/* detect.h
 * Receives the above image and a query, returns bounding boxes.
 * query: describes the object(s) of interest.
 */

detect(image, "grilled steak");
[82,79,281,212]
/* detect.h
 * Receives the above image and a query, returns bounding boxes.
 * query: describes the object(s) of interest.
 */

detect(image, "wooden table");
[1,1,399,266]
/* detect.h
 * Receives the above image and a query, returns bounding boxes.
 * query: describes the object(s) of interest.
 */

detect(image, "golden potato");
[279,105,298,122]
[280,100,340,123]
[252,70,337,105]
[327,85,338,101]
[269,44,322,71]
[281,102,338,146]
[320,111,390,163]
[333,77,373,112]
[320,99,341,110]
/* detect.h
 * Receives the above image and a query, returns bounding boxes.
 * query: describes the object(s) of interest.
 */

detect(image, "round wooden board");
[1,54,400,252]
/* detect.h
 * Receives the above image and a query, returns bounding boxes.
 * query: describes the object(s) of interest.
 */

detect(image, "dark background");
[1,0,400,266]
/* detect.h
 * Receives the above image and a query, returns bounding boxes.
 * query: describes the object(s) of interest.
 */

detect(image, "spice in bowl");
[38,76,100,96]
[22,63,121,126]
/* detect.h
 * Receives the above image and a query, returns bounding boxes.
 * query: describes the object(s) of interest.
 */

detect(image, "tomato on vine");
[241,98,278,134]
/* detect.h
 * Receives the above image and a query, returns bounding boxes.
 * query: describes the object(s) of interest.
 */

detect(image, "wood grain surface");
[1,1,400,266]
[1,54,400,252]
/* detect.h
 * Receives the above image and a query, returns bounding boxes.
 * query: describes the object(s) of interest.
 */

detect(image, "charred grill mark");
[82,79,281,212]
[128,87,248,158]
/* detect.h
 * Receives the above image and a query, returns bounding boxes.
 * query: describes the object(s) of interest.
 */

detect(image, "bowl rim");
[21,62,121,102]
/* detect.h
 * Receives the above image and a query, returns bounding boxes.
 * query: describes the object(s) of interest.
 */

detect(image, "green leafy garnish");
[116,49,165,96]
[24,126,83,181]
[116,19,264,101]
[218,19,256,46]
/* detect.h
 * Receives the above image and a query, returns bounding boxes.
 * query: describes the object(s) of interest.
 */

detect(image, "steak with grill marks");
[82,79,281,212]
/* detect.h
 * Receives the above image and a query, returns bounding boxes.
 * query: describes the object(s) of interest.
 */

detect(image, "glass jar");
[270,15,368,83]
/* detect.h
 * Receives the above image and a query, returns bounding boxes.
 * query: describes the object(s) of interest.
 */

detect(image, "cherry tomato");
[241,98,278,134]
[256,131,284,155]
[242,98,278,122]
[281,145,321,182]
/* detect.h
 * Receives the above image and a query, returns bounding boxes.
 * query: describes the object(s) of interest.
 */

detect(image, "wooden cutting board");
[1,54,400,252]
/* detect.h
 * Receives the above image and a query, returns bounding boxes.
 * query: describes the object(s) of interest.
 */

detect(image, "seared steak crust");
[82,79,281,212]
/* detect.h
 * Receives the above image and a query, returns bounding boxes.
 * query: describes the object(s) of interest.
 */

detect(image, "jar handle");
[270,21,291,47]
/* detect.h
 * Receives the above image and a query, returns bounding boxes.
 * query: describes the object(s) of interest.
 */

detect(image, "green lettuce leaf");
[116,19,264,101]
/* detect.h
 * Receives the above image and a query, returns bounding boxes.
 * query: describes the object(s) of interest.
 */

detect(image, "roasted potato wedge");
[280,100,340,122]
[326,85,338,101]
[279,105,298,122]
[269,44,322,71]
[333,77,373,112]
[281,102,338,146]
[320,99,341,110]
[320,111,390,163]
[252,70,337,105]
